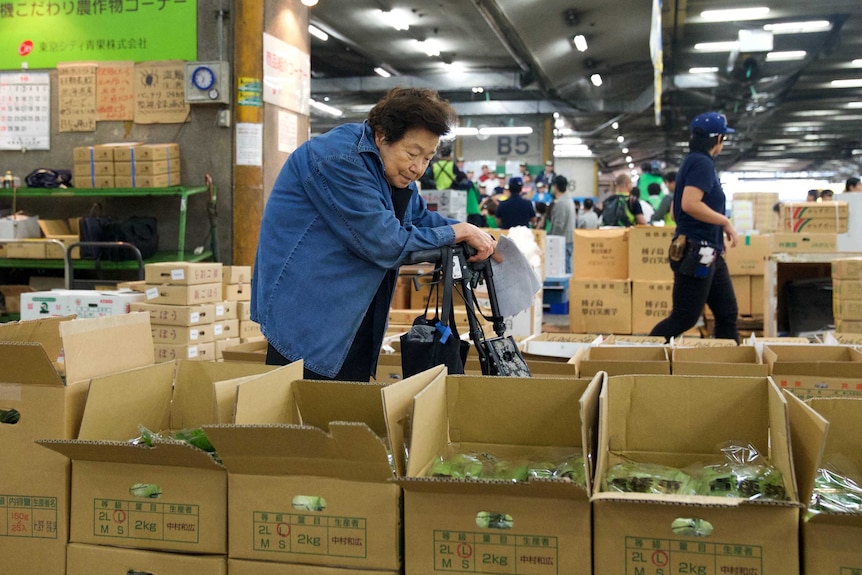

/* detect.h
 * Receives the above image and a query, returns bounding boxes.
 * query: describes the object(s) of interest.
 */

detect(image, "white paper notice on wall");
[278,109,299,154]
[236,122,263,166]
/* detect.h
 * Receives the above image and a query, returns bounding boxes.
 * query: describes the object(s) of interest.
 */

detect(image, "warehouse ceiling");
[307,0,862,178]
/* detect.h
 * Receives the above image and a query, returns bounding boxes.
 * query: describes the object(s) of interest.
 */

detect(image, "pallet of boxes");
[832,256,862,334]
[130,262,260,362]
[73,143,181,189]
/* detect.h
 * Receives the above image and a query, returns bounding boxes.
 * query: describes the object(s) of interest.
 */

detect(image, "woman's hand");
[723,221,738,249]
[452,222,502,263]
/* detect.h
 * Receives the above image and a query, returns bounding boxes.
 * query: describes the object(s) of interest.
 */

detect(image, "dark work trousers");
[649,252,739,343]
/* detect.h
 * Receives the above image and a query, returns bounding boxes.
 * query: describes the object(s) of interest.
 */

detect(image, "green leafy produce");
[697,463,786,501]
[292,495,326,512]
[808,467,862,516]
[429,453,484,479]
[129,426,221,464]
[604,462,697,495]
[671,517,713,537]
[129,483,162,499]
[427,449,586,485]
[0,408,20,424]
[475,511,513,529]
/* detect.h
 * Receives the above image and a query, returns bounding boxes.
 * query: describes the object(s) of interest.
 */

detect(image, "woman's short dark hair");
[846,177,861,191]
[647,182,662,196]
[368,87,457,143]
[583,198,594,210]
[689,128,721,153]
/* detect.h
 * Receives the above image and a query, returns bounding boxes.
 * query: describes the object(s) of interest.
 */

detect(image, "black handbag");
[78,203,159,260]
[400,246,470,378]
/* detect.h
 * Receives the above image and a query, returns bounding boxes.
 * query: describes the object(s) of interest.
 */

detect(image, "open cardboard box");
[572,344,670,377]
[66,542,227,575]
[672,345,768,377]
[592,374,825,575]
[520,332,601,361]
[37,358,289,555]
[786,396,862,575]
[0,313,154,575]
[764,344,862,399]
[228,559,399,575]
[382,367,602,575]
[204,365,406,571]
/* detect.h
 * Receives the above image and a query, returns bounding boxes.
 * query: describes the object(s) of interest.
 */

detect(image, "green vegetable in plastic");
[292,495,326,511]
[129,483,162,499]
[671,517,713,537]
[475,511,513,529]
[604,462,696,495]
[0,408,20,424]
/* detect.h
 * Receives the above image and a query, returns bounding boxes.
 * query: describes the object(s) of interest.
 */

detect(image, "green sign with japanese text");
[0,0,197,70]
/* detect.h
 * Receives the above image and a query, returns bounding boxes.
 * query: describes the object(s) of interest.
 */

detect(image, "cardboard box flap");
[38,218,74,236]
[381,365,447,477]
[59,313,155,384]
[0,342,63,385]
[171,360,288,430]
[36,438,224,469]
[77,361,175,441]
[394,475,587,499]
[579,372,604,495]
[764,345,862,377]
[233,361,305,425]
[293,379,389,438]
[783,391,829,505]
[204,423,393,482]
[0,315,71,367]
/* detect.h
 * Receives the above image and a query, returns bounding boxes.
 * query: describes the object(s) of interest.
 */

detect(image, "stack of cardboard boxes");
[831,257,862,333]
[779,201,849,234]
[73,143,181,189]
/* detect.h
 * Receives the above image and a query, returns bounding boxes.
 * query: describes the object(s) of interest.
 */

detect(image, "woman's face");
[375,127,439,188]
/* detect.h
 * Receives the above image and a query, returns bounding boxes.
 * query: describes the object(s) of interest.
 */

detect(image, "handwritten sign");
[134,61,189,124]
[97,61,135,121]
[58,62,97,132]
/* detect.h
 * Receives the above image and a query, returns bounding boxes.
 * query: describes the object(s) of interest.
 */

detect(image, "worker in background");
[650,112,739,343]
[252,87,498,381]
[651,170,676,225]
[845,177,862,192]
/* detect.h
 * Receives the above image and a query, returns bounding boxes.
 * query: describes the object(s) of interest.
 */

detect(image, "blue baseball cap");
[508,176,523,191]
[691,112,735,136]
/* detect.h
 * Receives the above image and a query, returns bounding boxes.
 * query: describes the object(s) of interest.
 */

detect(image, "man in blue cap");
[495,176,537,229]
[650,112,740,342]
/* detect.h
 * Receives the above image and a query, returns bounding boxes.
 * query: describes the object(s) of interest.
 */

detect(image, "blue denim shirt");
[251,121,456,377]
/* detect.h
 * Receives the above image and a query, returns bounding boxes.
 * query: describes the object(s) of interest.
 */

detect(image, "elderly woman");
[252,87,496,381]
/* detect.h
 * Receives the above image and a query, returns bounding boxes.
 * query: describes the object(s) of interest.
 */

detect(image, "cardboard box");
[835,319,862,334]
[833,279,862,301]
[573,228,629,280]
[765,344,862,399]
[72,145,114,163]
[73,160,114,177]
[0,284,34,313]
[573,344,670,377]
[125,143,180,162]
[145,282,223,306]
[0,314,154,575]
[4,238,46,258]
[771,232,837,253]
[221,340,268,363]
[780,201,849,220]
[66,542,227,575]
[381,368,601,575]
[631,280,672,335]
[592,374,821,575]
[237,300,252,321]
[726,233,770,275]
[229,558,398,575]
[212,318,240,340]
[114,158,181,177]
[832,257,862,280]
[751,274,764,316]
[214,337,240,360]
[671,345,768,376]
[151,323,215,344]
[731,274,752,316]
[569,279,632,334]
[215,299,239,320]
[205,369,402,571]
[627,226,674,281]
[781,217,848,233]
[129,302,216,326]
[239,319,263,340]
[38,218,79,259]
[0,214,41,239]
[115,173,181,188]
[835,298,862,321]
[20,290,71,320]
[223,265,252,284]
[153,341,216,362]
[66,289,147,318]
[145,262,222,285]
[795,397,862,575]
[38,359,282,555]
[223,282,251,301]
[520,332,601,360]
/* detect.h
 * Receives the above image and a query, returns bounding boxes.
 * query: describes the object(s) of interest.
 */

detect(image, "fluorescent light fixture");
[417,40,441,57]
[694,41,739,52]
[301,0,319,6]
[554,146,593,158]
[764,20,831,34]
[380,9,410,31]
[553,137,583,145]
[479,126,533,136]
[573,35,588,52]
[451,127,479,136]
[373,67,391,78]
[308,24,329,41]
[766,51,806,62]
[701,7,769,22]
[689,66,719,74]
[831,79,862,88]
[852,59,862,67]
[590,73,603,86]
[443,62,465,73]
[848,102,862,108]
[309,98,343,117]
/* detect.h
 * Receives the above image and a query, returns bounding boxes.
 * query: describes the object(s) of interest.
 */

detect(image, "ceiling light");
[694,41,739,52]
[700,7,769,22]
[309,99,342,117]
[848,102,862,108]
[554,148,593,158]
[612,122,619,130]
[451,127,479,136]
[831,79,862,88]
[553,137,583,145]
[301,0,319,6]
[573,35,588,52]
[689,66,719,74]
[308,25,328,41]
[763,20,831,34]
[853,60,862,67]
[625,155,633,163]
[479,127,533,136]
[617,135,625,143]
[471,86,484,93]
[766,50,806,62]
[373,67,391,78]
[590,73,603,86]
[629,164,636,170]
[380,9,411,31]
[621,147,629,153]
[417,40,441,57]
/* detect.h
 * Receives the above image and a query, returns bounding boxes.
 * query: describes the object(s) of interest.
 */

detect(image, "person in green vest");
[432,146,457,190]
[464,169,486,227]
[651,170,676,226]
